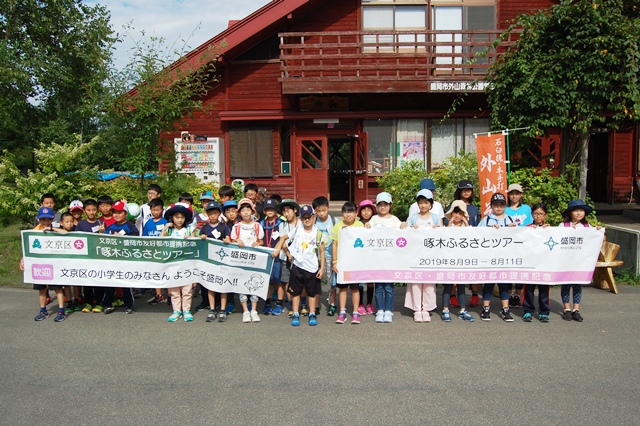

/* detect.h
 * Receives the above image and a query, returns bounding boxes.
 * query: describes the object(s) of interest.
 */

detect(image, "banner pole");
[505,130,511,184]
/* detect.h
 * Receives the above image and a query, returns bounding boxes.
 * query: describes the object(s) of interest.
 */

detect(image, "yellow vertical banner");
[475,132,508,217]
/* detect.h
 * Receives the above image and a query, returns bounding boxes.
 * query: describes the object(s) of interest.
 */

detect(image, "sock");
[340,309,346,314]
[40,307,47,312]
[309,312,316,317]
[442,309,449,313]
[276,299,283,306]
[353,311,358,315]
[58,308,65,313]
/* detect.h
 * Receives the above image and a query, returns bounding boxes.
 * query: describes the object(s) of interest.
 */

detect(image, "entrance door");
[587,132,609,202]
[328,137,352,201]
[295,137,328,203]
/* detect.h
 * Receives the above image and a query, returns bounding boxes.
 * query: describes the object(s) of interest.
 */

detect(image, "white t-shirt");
[409,212,440,227]
[166,226,193,238]
[231,221,265,246]
[278,219,301,260]
[287,226,328,273]
[409,200,445,225]
[368,214,402,228]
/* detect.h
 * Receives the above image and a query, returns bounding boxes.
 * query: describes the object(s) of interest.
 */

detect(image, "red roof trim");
[175,0,313,71]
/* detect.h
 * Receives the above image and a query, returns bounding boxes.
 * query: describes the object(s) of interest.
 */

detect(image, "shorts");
[336,283,360,290]
[287,265,320,297]
[280,259,292,283]
[33,284,62,291]
[270,260,282,286]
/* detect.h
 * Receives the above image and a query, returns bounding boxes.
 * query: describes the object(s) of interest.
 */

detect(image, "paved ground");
[2,285,640,425]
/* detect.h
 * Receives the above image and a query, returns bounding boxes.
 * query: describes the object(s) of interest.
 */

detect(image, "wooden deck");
[279,30,519,94]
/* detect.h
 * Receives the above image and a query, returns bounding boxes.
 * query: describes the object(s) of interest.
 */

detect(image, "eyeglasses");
[532,212,547,216]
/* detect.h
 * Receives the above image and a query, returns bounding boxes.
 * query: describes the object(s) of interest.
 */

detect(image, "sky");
[89,0,271,69]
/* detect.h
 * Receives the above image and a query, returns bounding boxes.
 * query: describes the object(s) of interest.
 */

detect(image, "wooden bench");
[592,241,624,294]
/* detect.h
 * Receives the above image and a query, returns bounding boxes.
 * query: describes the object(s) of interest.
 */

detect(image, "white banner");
[21,231,274,300]
[336,227,605,285]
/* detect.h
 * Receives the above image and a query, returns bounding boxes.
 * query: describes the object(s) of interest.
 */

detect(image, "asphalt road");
[1,285,639,425]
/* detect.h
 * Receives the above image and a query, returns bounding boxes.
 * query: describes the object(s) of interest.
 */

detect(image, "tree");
[93,28,220,195]
[486,0,640,199]
[0,0,114,166]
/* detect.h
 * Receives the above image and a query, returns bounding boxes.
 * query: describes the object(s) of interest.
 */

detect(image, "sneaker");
[327,305,336,316]
[225,304,235,314]
[183,311,193,321]
[195,302,209,312]
[73,302,82,311]
[291,313,301,326]
[469,294,479,307]
[572,310,583,322]
[383,311,393,323]
[65,302,75,314]
[250,310,260,322]
[501,308,514,322]
[271,305,284,316]
[423,311,431,322]
[242,311,251,323]
[81,303,93,313]
[415,311,424,322]
[103,306,115,315]
[458,310,474,322]
[148,294,165,305]
[562,310,573,321]
[512,295,522,308]
[54,311,67,322]
[441,310,451,322]
[538,313,550,323]
[287,308,294,318]
[335,313,347,324]
[480,307,491,321]
[114,298,124,307]
[366,304,375,315]
[124,307,134,314]
[351,313,361,324]
[375,310,384,323]
[450,295,460,308]
[301,306,309,317]
[508,295,516,307]
[92,305,103,313]
[218,312,227,322]
[522,312,533,322]
[308,314,317,326]
[262,303,272,315]
[357,305,366,315]
[34,310,50,321]
[168,311,182,322]
[206,310,216,322]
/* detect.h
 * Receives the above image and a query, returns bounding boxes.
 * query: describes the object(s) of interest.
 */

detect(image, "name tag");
[156,224,165,231]
[91,225,100,233]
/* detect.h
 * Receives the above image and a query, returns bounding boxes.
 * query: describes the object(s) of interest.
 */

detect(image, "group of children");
[25,179,596,326]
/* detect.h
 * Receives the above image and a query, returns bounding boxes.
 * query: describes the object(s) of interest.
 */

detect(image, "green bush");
[375,153,596,226]
[431,151,479,209]
[509,164,597,226]
[376,153,479,220]
[376,160,426,220]
[0,139,222,223]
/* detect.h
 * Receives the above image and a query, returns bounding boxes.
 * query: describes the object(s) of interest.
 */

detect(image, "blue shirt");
[105,221,139,236]
[506,205,533,226]
[260,217,284,249]
[200,222,230,240]
[142,217,168,237]
[315,215,336,257]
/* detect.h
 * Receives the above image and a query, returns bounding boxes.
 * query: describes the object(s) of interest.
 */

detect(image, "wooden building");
[161,0,638,204]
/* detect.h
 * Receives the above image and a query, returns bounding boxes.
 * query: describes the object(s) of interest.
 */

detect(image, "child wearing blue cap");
[22,207,67,322]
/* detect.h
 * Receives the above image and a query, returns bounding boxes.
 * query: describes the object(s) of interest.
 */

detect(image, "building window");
[364,118,487,172]
[362,0,495,55]
[229,127,274,178]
